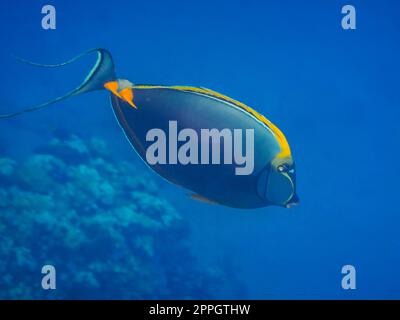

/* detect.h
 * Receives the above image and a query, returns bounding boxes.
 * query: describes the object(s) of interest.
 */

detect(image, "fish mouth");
[285,194,300,209]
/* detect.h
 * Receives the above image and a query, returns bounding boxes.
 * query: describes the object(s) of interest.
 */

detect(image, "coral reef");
[0,135,232,299]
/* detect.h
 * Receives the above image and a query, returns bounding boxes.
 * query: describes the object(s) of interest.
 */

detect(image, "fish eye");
[277,164,288,173]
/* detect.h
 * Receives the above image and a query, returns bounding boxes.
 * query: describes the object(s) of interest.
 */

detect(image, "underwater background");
[0,0,399,299]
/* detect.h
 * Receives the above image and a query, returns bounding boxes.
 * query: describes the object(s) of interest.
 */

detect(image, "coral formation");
[0,135,232,299]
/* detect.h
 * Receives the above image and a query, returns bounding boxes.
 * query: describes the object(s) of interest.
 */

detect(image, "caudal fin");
[0,48,116,119]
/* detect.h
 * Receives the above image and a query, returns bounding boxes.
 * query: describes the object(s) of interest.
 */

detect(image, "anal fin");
[190,193,218,205]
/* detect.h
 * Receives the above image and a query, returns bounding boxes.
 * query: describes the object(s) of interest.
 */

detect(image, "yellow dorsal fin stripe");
[132,85,291,159]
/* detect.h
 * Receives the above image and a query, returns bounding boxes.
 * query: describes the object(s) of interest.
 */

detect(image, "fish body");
[111,86,282,208]
[110,85,297,208]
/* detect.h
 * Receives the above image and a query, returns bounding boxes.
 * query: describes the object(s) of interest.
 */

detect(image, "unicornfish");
[0,49,299,209]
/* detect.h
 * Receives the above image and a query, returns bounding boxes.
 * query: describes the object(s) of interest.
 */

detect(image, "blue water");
[0,0,399,299]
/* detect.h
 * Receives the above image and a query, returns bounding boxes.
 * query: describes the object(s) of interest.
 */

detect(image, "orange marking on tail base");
[119,87,138,109]
[104,81,137,109]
